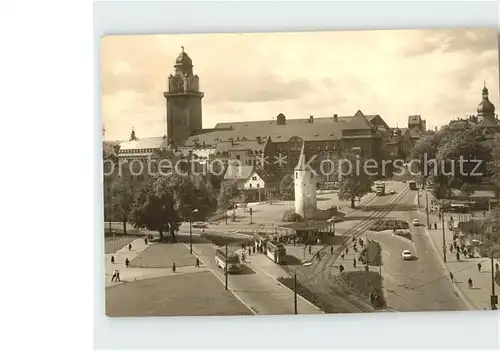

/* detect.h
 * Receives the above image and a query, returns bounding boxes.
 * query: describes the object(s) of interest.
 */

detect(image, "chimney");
[333,114,338,122]
[309,115,314,123]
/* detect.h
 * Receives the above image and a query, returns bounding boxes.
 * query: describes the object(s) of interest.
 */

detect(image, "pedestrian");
[495,262,499,271]
[125,258,129,268]
[483,211,486,217]
[172,262,176,273]
[354,245,358,253]
[341,252,345,260]
[345,247,349,255]
[128,243,132,250]
[449,244,453,253]
[309,245,312,254]
[438,213,442,220]
[456,252,460,261]
[248,247,251,256]
[339,264,344,273]
[317,252,321,261]
[477,263,482,272]
[468,278,473,289]
[144,237,148,245]
[317,238,320,245]
[111,269,118,282]
[115,270,120,282]
[111,255,115,264]
[242,253,246,262]
[353,258,357,268]
[449,272,454,282]
[331,246,334,255]
[195,258,200,267]
[252,246,255,254]
[434,223,437,230]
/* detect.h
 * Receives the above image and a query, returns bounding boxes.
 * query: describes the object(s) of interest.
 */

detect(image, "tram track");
[285,186,410,313]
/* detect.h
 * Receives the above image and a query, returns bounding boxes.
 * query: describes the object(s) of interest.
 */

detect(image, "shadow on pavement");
[284,255,304,266]
[236,265,256,275]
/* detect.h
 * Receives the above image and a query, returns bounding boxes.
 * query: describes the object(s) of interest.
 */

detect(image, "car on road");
[193,222,208,228]
[401,250,412,260]
[389,189,396,195]
[412,219,420,226]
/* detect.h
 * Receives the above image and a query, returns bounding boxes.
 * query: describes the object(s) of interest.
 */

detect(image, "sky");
[101,29,499,141]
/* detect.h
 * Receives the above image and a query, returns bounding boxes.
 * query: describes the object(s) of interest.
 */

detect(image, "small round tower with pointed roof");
[294,142,317,219]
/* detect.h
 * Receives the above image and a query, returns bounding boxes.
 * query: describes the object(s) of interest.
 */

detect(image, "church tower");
[163,47,204,147]
[294,142,317,219]
[477,81,496,121]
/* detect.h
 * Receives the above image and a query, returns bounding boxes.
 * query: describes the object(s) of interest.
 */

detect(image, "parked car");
[401,250,412,260]
[389,189,396,195]
[412,219,420,226]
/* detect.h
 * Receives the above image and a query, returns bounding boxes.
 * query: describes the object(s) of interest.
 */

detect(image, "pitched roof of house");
[342,110,377,131]
[215,139,267,152]
[187,111,380,146]
[119,137,169,151]
[223,165,254,181]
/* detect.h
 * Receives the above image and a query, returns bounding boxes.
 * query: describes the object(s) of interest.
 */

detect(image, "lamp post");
[425,191,430,229]
[188,209,199,255]
[441,203,447,262]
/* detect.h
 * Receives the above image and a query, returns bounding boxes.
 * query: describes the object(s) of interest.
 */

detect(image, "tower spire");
[295,141,306,171]
[181,46,184,52]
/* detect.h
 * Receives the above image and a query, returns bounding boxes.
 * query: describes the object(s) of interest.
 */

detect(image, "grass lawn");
[129,243,195,268]
[337,271,385,308]
[106,271,252,316]
[105,236,137,254]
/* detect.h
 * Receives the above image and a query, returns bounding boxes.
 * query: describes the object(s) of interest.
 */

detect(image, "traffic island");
[335,271,386,309]
[369,219,409,231]
[362,240,382,266]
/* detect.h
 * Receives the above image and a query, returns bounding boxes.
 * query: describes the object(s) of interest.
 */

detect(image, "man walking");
[477,263,482,272]
[449,272,454,282]
[111,269,118,282]
[125,258,129,268]
[195,258,200,267]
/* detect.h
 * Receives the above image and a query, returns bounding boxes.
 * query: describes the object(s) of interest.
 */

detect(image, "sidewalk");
[104,238,208,287]
[420,191,499,310]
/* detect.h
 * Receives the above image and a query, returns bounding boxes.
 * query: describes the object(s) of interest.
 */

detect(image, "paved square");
[106,271,253,316]
[129,243,195,268]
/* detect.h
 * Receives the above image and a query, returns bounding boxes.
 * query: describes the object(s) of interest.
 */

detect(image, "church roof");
[215,139,267,153]
[175,47,193,67]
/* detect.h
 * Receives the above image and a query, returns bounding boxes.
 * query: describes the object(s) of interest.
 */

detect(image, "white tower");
[294,142,317,219]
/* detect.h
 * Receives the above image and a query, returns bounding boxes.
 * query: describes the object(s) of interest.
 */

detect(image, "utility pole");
[441,204,447,262]
[294,271,298,314]
[225,242,228,290]
[491,247,498,310]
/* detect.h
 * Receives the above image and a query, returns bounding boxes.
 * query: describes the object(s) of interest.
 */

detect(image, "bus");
[408,181,417,190]
[266,241,287,264]
[215,248,241,274]
[450,203,469,213]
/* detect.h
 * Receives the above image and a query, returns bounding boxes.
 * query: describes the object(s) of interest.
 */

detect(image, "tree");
[337,153,373,208]
[112,176,136,234]
[279,173,295,200]
[129,174,195,242]
[217,185,233,224]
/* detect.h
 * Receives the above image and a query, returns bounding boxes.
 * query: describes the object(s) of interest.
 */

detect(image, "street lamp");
[188,209,199,254]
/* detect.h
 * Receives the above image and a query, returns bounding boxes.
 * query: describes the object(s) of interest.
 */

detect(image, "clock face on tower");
[174,75,183,90]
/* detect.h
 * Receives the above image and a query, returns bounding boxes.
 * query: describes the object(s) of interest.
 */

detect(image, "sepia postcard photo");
[101,29,500,317]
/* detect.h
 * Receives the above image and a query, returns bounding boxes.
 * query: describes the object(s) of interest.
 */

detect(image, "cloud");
[206,74,313,103]
[403,29,498,57]
[101,29,499,141]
